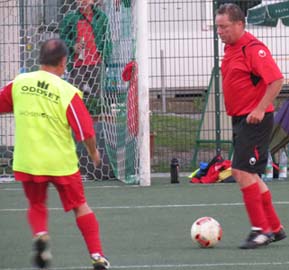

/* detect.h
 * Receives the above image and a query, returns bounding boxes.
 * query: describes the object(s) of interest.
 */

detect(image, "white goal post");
[136,0,151,186]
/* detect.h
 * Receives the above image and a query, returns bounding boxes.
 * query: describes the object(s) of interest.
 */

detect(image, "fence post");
[160,49,166,113]
[213,0,221,156]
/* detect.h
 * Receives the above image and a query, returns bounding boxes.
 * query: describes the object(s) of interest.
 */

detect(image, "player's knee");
[73,202,92,217]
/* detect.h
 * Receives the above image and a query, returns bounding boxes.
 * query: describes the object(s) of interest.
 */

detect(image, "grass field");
[1,178,289,270]
[150,114,200,152]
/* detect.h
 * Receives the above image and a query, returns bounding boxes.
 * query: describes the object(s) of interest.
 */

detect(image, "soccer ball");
[190,216,222,248]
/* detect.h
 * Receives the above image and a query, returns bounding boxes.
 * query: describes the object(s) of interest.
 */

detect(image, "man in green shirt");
[59,0,112,97]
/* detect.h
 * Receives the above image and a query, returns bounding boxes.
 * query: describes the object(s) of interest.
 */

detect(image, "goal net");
[0,0,141,184]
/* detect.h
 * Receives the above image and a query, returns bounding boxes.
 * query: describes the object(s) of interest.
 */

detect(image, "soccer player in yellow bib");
[0,39,110,270]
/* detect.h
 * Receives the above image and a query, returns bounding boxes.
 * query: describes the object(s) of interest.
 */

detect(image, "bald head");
[39,39,68,66]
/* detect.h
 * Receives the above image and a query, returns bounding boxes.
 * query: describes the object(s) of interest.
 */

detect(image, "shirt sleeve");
[67,94,95,141]
[247,44,283,85]
[0,82,13,113]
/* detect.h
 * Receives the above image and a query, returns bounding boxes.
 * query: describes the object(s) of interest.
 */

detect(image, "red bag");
[200,160,231,184]
[190,154,231,184]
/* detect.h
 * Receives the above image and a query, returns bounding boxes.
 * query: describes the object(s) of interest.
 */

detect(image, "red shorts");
[16,171,86,212]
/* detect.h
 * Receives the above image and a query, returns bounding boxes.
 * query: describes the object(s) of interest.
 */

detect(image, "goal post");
[101,0,150,185]
[136,0,151,186]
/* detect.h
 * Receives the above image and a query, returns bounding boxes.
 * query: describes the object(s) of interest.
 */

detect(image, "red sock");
[261,190,282,233]
[241,183,270,233]
[22,181,48,236]
[28,203,48,235]
[76,212,103,256]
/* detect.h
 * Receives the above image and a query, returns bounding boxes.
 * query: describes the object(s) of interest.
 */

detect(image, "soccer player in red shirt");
[215,3,286,249]
[0,39,110,269]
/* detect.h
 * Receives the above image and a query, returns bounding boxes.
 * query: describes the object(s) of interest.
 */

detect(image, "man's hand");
[247,78,284,124]
[247,78,284,125]
[74,42,83,54]
[83,136,100,166]
[89,148,101,167]
[246,110,264,124]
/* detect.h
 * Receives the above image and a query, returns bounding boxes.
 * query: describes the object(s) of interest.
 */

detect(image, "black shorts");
[231,112,273,174]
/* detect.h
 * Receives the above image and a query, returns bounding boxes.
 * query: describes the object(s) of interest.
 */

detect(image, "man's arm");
[59,13,78,71]
[246,44,284,124]
[247,78,284,124]
[93,8,112,65]
[67,94,100,166]
[83,136,101,167]
[0,82,13,113]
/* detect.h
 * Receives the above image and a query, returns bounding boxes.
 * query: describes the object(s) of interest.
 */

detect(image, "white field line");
[2,261,289,270]
[0,185,139,191]
[0,201,289,212]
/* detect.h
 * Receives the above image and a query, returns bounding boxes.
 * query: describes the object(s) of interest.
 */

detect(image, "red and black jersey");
[221,31,283,116]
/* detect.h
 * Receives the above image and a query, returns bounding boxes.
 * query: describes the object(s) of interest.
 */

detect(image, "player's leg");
[231,114,275,249]
[254,114,286,242]
[74,203,110,270]
[22,180,52,268]
[258,179,286,242]
[233,169,272,248]
[53,171,110,270]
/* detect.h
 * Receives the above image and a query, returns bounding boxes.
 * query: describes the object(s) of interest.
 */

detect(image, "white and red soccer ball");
[191,216,222,248]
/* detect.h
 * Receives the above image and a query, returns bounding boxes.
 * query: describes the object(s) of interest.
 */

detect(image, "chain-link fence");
[148,0,289,173]
[1,0,289,180]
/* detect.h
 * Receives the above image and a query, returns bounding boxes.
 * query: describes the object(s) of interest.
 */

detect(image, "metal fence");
[1,0,289,178]
[148,0,217,173]
[148,0,289,173]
